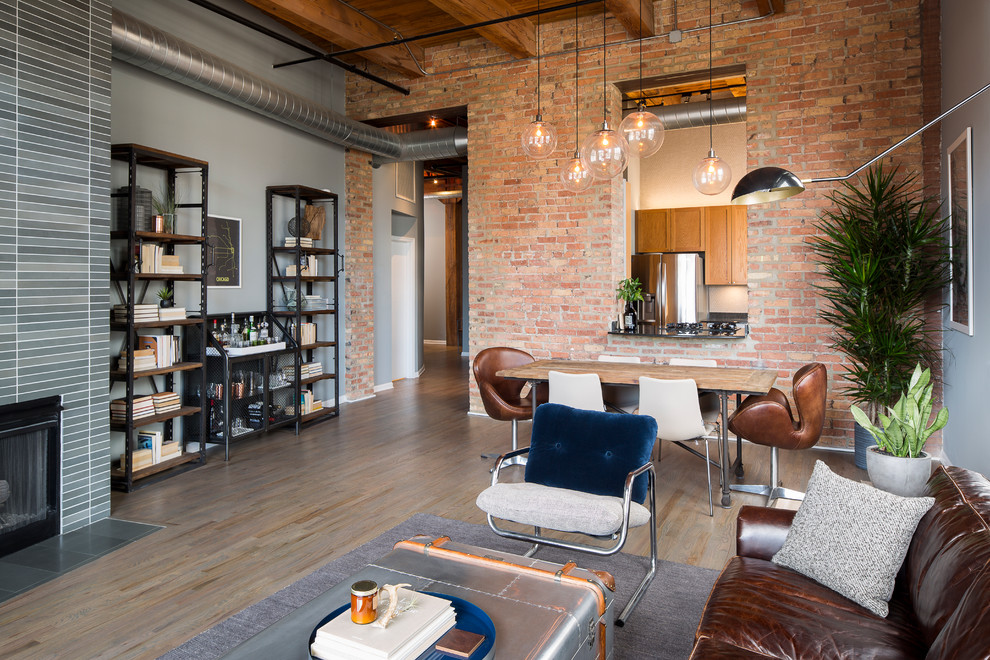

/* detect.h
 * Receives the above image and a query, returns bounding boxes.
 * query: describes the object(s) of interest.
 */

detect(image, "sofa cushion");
[904,466,990,648]
[696,556,928,659]
[771,461,934,617]
[924,560,990,660]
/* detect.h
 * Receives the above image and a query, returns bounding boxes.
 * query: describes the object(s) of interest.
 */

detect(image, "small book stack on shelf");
[300,361,323,378]
[284,236,314,248]
[310,588,456,660]
[118,349,156,372]
[139,334,181,367]
[286,255,318,276]
[115,304,159,323]
[111,395,155,422]
[139,246,184,274]
[159,255,183,274]
[158,307,187,322]
[301,390,323,415]
[295,322,317,345]
[305,295,329,310]
[152,391,181,414]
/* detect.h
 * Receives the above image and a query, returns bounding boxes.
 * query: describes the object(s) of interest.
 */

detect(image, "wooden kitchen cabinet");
[705,205,748,285]
[668,207,705,251]
[635,208,669,253]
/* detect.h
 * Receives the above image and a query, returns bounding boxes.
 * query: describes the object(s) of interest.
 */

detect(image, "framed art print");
[205,215,241,288]
[947,127,974,335]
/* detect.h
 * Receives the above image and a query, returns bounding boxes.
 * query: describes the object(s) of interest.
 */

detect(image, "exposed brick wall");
[344,150,375,399]
[346,1,937,450]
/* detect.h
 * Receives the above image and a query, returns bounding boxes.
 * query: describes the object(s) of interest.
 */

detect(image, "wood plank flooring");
[0,345,864,659]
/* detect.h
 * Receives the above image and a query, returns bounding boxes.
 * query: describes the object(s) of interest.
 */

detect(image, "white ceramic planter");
[865,445,932,497]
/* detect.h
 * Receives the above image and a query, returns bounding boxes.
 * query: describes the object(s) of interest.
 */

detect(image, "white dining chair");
[548,370,605,411]
[638,376,721,516]
[668,357,720,422]
[598,354,641,413]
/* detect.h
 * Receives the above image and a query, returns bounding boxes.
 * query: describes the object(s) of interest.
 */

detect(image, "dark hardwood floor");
[0,345,862,659]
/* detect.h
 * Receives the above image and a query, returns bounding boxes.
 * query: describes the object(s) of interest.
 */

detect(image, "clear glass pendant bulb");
[619,106,664,158]
[580,122,629,179]
[560,152,593,192]
[521,115,558,159]
[692,149,732,195]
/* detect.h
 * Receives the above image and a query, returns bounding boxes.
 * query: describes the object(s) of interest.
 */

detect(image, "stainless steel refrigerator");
[630,253,709,325]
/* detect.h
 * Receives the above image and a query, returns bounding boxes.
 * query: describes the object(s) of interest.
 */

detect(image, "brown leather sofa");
[690,465,990,659]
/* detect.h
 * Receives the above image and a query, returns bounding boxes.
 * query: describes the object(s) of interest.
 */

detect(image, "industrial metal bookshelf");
[266,185,340,426]
[109,144,208,492]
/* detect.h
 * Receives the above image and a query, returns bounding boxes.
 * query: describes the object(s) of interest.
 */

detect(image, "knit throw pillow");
[771,460,934,617]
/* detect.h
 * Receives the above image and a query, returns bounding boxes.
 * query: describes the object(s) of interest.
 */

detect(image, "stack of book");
[305,295,329,310]
[158,307,187,322]
[118,348,156,372]
[137,430,163,461]
[300,361,323,378]
[300,390,323,415]
[159,254,183,274]
[115,304,159,323]
[295,322,317,345]
[138,335,180,367]
[160,440,181,461]
[111,395,156,422]
[152,391,181,414]
[310,588,456,660]
[121,448,154,471]
[285,254,318,276]
[284,236,314,248]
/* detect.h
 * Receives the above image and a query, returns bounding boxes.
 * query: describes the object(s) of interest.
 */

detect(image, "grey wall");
[423,199,446,342]
[0,0,112,532]
[940,2,990,476]
[372,162,424,388]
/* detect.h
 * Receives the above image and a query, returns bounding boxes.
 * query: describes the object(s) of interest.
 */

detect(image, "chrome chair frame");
[484,446,657,627]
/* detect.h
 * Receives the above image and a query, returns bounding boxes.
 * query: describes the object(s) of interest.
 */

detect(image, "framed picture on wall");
[205,215,241,288]
[947,128,974,335]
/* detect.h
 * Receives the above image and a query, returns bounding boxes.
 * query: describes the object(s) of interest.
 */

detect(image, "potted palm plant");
[807,164,951,468]
[851,363,948,496]
[616,277,643,332]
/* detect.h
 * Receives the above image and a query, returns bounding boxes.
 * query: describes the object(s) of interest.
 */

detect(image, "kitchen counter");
[609,321,748,339]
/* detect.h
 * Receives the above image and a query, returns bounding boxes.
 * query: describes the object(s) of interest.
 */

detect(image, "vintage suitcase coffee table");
[218,535,615,659]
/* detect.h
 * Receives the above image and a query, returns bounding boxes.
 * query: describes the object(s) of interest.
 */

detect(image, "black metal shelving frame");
[265,185,340,429]
[109,144,208,492]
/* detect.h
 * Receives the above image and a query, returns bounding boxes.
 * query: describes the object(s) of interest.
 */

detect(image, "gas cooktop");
[610,320,748,338]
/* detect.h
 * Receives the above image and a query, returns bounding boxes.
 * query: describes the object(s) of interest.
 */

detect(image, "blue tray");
[309,591,495,660]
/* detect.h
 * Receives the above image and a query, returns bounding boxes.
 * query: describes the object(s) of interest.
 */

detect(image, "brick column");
[344,150,375,399]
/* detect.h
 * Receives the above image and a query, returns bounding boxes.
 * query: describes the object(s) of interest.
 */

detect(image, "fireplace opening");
[0,396,62,558]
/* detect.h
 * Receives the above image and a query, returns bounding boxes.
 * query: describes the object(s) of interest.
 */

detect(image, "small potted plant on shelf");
[850,363,948,497]
[156,285,174,308]
[153,187,178,234]
[616,277,643,332]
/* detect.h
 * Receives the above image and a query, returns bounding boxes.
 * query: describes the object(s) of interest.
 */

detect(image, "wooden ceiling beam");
[242,0,426,78]
[424,0,536,59]
[755,0,785,15]
[606,0,655,40]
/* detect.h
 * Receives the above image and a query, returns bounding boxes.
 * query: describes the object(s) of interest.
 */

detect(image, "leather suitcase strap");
[394,536,610,660]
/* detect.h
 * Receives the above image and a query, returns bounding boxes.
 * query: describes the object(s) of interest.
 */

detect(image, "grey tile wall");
[0,1,113,532]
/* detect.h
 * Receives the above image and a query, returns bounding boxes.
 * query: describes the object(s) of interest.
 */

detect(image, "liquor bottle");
[623,302,638,333]
[220,320,229,348]
[211,319,220,344]
[248,315,259,345]
[259,318,269,344]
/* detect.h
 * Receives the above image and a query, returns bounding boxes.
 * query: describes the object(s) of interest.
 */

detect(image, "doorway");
[391,236,416,380]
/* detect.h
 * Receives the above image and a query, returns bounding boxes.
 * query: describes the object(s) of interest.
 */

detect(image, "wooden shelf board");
[111,231,204,244]
[110,143,209,169]
[301,407,337,424]
[272,276,336,283]
[301,373,334,385]
[111,318,203,330]
[272,246,336,256]
[272,309,335,317]
[266,184,337,202]
[112,451,201,481]
[300,341,336,350]
[112,273,202,281]
[110,361,203,380]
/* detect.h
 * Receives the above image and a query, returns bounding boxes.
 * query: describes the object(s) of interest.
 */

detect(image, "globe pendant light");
[560,3,592,192]
[619,0,664,158]
[692,0,731,195]
[521,0,557,159]
[580,8,628,179]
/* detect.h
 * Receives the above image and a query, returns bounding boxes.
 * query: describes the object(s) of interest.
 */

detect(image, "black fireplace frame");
[0,395,63,557]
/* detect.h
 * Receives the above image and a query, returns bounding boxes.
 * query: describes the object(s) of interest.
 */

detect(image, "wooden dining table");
[496,359,778,508]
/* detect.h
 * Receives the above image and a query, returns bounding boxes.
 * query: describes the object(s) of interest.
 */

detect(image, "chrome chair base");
[729,446,805,508]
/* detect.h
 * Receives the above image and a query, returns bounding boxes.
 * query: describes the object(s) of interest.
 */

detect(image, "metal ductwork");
[644,97,746,130]
[111,9,467,163]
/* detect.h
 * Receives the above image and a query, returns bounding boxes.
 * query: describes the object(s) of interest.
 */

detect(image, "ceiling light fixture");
[731,80,990,204]
[619,0,664,158]
[521,0,558,159]
[560,3,592,192]
[428,115,439,128]
[692,0,731,195]
[580,6,628,179]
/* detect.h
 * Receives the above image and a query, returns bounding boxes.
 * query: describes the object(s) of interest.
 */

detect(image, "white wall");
[638,122,747,209]
[940,2,990,476]
[424,199,447,342]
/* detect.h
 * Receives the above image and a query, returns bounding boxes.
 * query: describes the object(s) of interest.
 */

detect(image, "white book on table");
[311,588,455,660]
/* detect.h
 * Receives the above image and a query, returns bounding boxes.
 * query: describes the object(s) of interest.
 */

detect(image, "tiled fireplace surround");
[1,0,113,534]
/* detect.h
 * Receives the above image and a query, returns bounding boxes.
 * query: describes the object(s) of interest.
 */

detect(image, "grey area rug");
[161,514,719,660]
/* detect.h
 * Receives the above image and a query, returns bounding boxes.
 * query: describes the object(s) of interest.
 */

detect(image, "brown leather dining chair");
[727,362,827,507]
[473,347,548,466]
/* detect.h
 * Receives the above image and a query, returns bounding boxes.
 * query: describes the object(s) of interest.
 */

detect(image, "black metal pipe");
[184,0,409,95]
[274,0,604,68]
